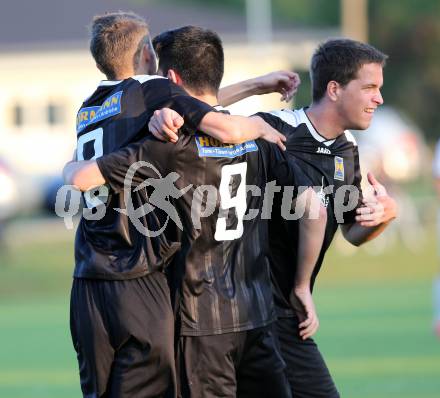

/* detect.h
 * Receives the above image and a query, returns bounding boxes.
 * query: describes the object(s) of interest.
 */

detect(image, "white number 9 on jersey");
[214,162,247,241]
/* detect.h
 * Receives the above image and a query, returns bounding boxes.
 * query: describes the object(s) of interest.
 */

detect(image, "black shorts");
[70,272,176,398]
[274,316,340,398]
[178,324,291,398]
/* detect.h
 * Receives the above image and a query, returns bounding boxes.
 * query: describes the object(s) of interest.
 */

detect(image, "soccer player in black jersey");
[153,38,399,398]
[66,12,292,398]
[252,39,398,398]
[64,26,326,398]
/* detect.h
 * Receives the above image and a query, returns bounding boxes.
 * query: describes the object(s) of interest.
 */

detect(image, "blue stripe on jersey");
[76,91,123,133]
[195,135,258,158]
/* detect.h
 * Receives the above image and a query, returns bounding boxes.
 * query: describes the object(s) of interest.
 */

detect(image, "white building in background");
[0,50,102,209]
[0,0,334,211]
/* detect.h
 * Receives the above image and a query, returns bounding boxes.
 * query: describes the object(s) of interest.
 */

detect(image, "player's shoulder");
[261,108,305,129]
[79,79,126,107]
[213,105,230,114]
[80,75,166,102]
[76,81,125,134]
[331,130,359,160]
[255,108,310,141]
[342,130,358,146]
[269,108,304,128]
[122,75,171,95]
[134,75,191,100]
[130,74,167,84]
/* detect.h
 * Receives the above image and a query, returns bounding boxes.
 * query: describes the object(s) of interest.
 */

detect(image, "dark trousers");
[70,272,176,398]
[275,317,340,398]
[178,324,292,398]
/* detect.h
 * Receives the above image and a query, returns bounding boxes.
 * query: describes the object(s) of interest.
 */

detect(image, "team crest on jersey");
[76,91,123,133]
[195,135,258,158]
[334,156,344,181]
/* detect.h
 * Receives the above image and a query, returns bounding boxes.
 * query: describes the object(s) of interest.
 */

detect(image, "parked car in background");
[354,106,429,184]
[0,157,18,241]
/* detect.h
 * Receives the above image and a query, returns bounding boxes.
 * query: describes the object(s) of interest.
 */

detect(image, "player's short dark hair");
[90,11,150,80]
[310,38,388,102]
[153,26,224,95]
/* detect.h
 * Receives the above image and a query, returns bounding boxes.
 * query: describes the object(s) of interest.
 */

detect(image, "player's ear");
[96,62,105,76]
[327,80,340,102]
[136,39,156,73]
[167,69,183,86]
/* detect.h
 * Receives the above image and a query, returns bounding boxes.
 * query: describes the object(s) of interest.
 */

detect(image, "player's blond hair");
[89,11,150,79]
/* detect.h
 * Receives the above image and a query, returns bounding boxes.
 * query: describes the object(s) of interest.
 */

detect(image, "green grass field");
[0,222,439,398]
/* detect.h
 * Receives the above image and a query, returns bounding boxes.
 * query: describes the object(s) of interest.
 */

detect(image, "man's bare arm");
[199,112,286,149]
[218,71,300,107]
[149,109,286,149]
[149,70,301,146]
[290,188,327,340]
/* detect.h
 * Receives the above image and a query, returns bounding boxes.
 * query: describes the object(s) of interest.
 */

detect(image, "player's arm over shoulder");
[149,106,287,149]
[146,77,289,147]
[199,111,286,148]
[199,105,302,147]
[63,137,175,193]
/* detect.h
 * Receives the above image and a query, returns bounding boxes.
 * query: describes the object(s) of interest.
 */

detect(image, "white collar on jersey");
[300,108,357,146]
[298,108,336,147]
[213,105,228,112]
[98,80,121,86]
[268,108,335,146]
[267,108,359,147]
[97,74,166,87]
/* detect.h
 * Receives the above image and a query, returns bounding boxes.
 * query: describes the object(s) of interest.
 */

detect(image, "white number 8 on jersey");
[76,127,109,209]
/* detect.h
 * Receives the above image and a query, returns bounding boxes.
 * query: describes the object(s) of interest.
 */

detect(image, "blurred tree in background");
[272,0,339,26]
[369,0,440,143]
[152,0,440,142]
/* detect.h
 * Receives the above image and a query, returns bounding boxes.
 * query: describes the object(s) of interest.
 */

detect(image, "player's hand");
[148,108,184,144]
[289,287,319,340]
[253,71,301,102]
[260,124,287,151]
[355,172,397,227]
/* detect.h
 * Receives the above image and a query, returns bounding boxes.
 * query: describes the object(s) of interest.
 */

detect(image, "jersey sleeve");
[257,139,313,190]
[433,140,440,178]
[96,136,176,194]
[339,146,363,224]
[142,79,213,131]
[288,157,315,188]
[253,111,297,139]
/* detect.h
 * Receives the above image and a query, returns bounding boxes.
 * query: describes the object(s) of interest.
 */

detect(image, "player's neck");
[183,86,218,106]
[306,102,345,140]
[111,65,151,80]
[188,92,218,107]
[109,71,134,81]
